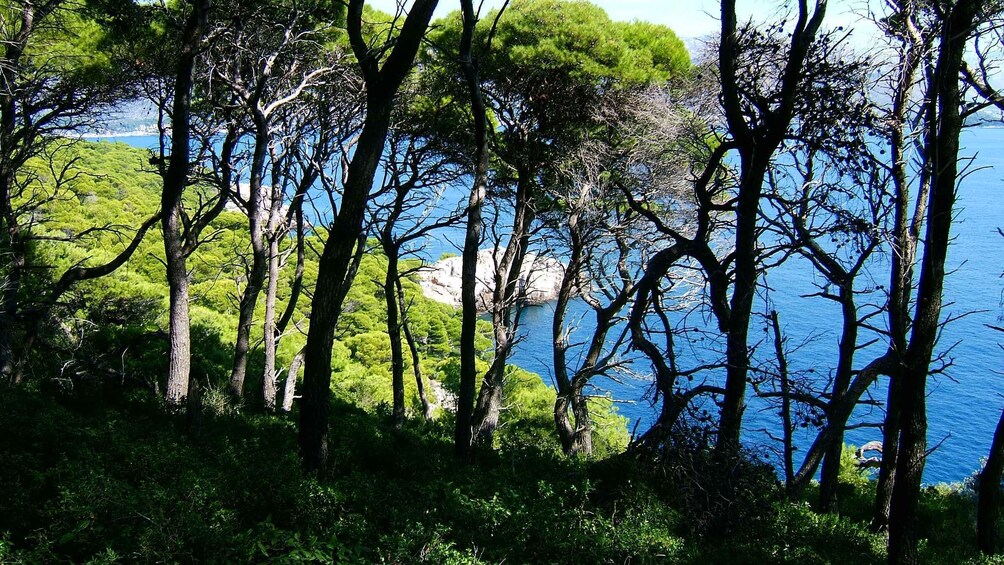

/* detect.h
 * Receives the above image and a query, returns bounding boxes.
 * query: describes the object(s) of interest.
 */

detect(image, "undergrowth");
[0,382,997,563]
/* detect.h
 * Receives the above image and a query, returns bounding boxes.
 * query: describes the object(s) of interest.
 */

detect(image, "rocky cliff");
[418,250,565,311]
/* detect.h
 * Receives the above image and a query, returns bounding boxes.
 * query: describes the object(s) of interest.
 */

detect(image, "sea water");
[104,127,1004,484]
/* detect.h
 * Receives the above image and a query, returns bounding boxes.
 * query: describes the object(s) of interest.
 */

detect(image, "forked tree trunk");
[874,1,925,529]
[552,214,585,455]
[229,125,269,400]
[471,174,533,447]
[552,219,628,457]
[298,0,438,472]
[785,355,894,499]
[715,0,827,459]
[888,3,976,562]
[265,174,310,405]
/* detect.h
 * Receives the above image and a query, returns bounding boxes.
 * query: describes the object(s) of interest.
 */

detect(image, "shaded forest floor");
[0,382,998,564]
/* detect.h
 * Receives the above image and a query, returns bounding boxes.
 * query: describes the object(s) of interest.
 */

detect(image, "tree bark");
[455,0,489,462]
[770,311,796,492]
[888,3,977,562]
[163,207,192,406]
[229,124,269,400]
[552,212,631,457]
[553,217,585,454]
[0,1,38,383]
[819,286,859,513]
[384,248,407,427]
[0,171,24,383]
[298,0,438,472]
[264,169,311,398]
[397,277,433,421]
[162,0,212,406]
[262,234,281,411]
[715,0,828,459]
[471,170,534,446]
[281,348,303,413]
[873,372,902,531]
[978,406,1004,555]
[874,1,925,529]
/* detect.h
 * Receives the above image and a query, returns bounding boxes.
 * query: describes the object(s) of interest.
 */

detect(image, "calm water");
[106,128,1004,484]
[509,127,1004,484]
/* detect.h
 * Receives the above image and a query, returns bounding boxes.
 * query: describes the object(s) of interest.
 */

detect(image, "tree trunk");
[385,249,407,427]
[472,339,507,446]
[229,125,269,400]
[625,245,690,454]
[162,0,212,407]
[569,384,593,455]
[298,0,438,472]
[0,5,31,383]
[873,372,902,531]
[978,407,1004,555]
[275,181,308,336]
[397,277,433,421]
[163,208,192,406]
[266,176,309,406]
[550,219,626,457]
[819,287,859,513]
[299,104,387,472]
[888,3,976,562]
[0,176,22,385]
[455,0,489,461]
[0,174,24,383]
[888,368,927,565]
[553,213,583,454]
[715,0,827,460]
[471,172,534,447]
[715,158,766,457]
[875,0,924,531]
[770,311,796,492]
[281,348,303,413]
[262,235,281,411]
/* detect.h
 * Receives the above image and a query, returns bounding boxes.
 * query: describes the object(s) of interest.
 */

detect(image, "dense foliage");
[16,139,631,445]
[4,383,1003,563]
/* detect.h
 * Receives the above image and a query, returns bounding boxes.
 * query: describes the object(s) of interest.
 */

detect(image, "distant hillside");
[26,138,630,451]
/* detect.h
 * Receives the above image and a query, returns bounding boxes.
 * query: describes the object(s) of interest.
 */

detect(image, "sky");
[365,0,881,45]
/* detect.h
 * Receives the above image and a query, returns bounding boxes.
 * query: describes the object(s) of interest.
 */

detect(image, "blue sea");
[103,127,1004,484]
[499,127,1004,485]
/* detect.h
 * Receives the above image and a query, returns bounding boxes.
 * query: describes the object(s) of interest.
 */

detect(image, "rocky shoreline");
[418,249,565,311]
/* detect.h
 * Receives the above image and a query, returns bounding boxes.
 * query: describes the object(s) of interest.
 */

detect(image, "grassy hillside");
[14,138,633,441]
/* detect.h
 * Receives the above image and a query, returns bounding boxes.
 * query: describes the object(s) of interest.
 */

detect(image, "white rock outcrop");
[418,249,565,311]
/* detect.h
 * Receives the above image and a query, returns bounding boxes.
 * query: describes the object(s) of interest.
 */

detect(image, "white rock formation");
[418,249,565,311]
